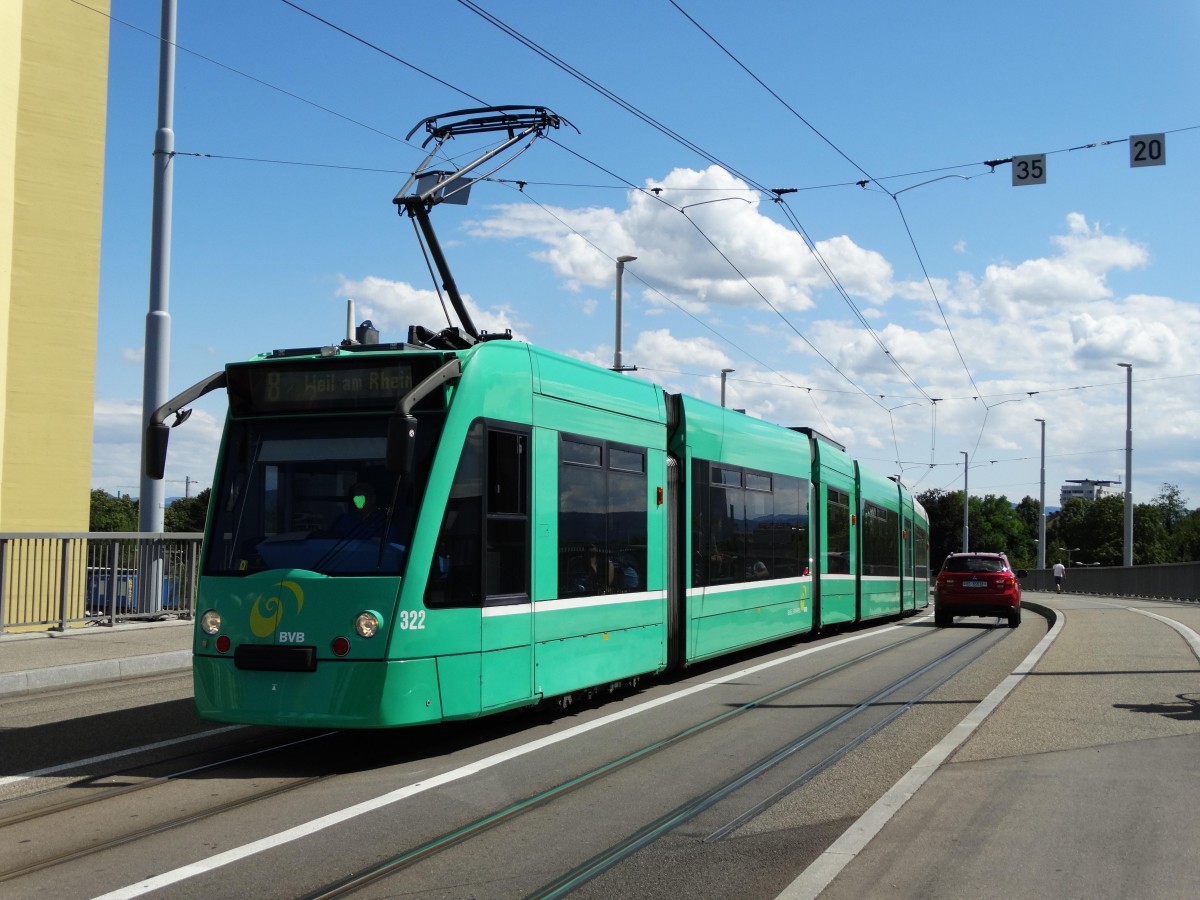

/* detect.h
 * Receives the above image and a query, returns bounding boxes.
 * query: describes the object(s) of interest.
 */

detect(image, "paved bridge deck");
[4,593,1199,898]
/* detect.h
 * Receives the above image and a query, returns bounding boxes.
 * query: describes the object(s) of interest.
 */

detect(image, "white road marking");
[0,727,243,789]
[1129,606,1200,661]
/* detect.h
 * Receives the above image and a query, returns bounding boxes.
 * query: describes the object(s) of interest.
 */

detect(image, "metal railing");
[3,534,1195,632]
[0,532,203,632]
[1021,561,1200,602]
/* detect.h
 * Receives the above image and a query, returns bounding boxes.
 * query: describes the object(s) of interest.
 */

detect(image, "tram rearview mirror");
[145,422,170,480]
[387,413,418,476]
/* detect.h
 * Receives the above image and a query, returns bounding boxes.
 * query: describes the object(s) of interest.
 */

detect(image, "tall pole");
[612,255,636,371]
[138,0,177,533]
[1118,362,1133,566]
[720,368,734,407]
[961,450,969,552]
[1035,418,1046,570]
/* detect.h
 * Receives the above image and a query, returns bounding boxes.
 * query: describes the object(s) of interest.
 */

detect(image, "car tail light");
[331,636,351,657]
[215,634,231,653]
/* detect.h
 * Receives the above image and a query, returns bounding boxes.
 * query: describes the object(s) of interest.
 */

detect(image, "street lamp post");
[1117,362,1133,566]
[1059,546,1080,567]
[139,0,178,534]
[720,368,734,407]
[612,255,637,372]
[962,450,969,552]
[1035,418,1046,571]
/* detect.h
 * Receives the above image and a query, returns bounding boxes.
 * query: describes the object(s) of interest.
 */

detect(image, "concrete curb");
[0,650,191,697]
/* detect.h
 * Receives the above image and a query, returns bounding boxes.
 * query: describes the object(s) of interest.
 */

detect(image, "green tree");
[1132,500,1170,564]
[1152,483,1188,531]
[1151,483,1192,562]
[916,488,1043,570]
[1047,497,1090,565]
[1079,495,1123,565]
[1172,510,1200,562]
[164,488,211,533]
[915,488,962,567]
[89,489,139,532]
[973,494,1034,565]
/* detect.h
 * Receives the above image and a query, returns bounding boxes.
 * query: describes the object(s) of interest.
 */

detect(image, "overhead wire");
[666,0,982,469]
[494,182,797,384]
[451,0,772,194]
[69,0,417,148]
[278,0,488,107]
[447,0,907,410]
[88,0,1195,494]
[541,137,884,413]
[140,0,874,415]
[88,0,878,423]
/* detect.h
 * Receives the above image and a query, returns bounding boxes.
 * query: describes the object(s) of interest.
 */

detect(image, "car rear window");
[943,557,1006,574]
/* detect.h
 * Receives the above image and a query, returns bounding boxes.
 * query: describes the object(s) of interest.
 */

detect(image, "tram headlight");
[200,609,222,635]
[355,611,382,638]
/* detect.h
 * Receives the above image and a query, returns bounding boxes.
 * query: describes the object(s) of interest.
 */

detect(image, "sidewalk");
[0,618,192,696]
[781,592,1200,899]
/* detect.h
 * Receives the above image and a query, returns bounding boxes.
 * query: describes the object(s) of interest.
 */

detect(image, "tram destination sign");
[227,355,445,415]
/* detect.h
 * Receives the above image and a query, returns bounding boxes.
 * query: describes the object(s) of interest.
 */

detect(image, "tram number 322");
[398,610,427,630]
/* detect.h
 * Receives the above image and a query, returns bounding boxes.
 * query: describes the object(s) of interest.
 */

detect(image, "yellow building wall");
[0,2,21,516]
[0,0,108,532]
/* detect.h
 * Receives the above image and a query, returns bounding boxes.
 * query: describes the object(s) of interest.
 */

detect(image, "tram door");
[480,426,533,710]
[665,456,685,670]
[902,512,915,612]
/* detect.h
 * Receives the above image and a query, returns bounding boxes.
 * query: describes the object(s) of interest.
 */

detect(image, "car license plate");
[962,580,987,587]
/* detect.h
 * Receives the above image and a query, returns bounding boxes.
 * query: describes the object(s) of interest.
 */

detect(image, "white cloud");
[470,166,895,315]
[952,213,1149,316]
[91,396,223,498]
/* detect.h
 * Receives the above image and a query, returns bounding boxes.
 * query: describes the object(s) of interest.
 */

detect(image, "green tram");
[151,337,929,728]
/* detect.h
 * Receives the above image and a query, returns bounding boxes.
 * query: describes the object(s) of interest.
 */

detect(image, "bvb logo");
[249,581,304,638]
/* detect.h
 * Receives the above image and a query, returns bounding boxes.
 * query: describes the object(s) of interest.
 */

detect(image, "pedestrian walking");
[1053,560,1066,593]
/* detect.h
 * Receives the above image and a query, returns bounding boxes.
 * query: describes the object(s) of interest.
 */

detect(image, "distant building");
[1060,479,1121,507]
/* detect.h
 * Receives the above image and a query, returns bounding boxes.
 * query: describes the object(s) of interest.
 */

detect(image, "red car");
[935,552,1025,628]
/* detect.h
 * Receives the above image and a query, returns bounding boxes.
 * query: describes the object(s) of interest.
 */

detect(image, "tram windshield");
[204,415,441,577]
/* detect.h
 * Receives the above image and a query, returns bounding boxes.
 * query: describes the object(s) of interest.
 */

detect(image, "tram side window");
[862,501,899,577]
[607,447,647,592]
[915,524,930,579]
[744,472,773,579]
[485,430,529,600]
[426,422,484,608]
[904,516,914,578]
[558,436,647,597]
[692,461,809,586]
[826,488,851,574]
[706,465,744,585]
[759,474,809,579]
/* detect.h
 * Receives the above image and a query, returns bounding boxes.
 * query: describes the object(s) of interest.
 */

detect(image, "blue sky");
[91,0,1200,520]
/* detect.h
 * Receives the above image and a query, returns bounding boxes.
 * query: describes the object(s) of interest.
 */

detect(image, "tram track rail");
[0,729,336,830]
[532,629,1000,899]
[0,730,341,883]
[297,623,1007,900]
